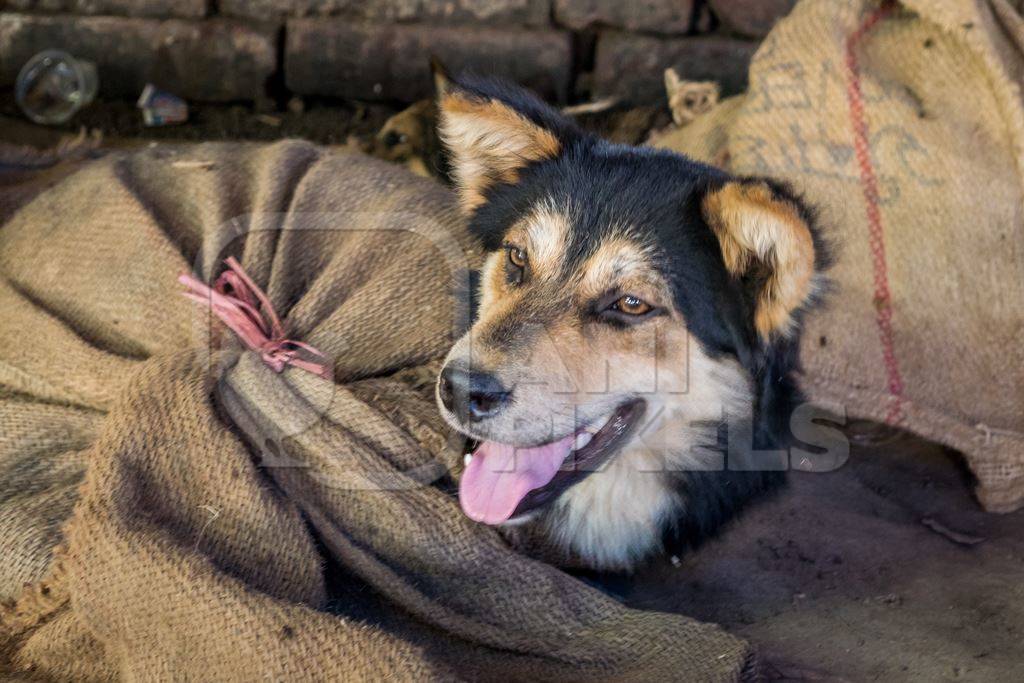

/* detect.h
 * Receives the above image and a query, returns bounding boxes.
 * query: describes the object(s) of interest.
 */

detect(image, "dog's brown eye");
[508,246,527,269]
[613,295,652,316]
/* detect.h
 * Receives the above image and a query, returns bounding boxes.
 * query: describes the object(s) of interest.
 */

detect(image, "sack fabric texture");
[0,142,756,681]
[657,0,1024,513]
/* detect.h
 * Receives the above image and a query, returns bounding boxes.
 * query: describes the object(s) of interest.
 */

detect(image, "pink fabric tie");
[179,257,332,380]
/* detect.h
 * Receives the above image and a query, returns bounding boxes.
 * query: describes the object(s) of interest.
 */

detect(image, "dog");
[370,99,450,181]
[433,69,829,572]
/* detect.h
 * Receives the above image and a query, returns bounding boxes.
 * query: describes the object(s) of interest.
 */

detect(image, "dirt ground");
[0,94,398,148]
[0,93,667,154]
[3,97,1021,683]
[629,426,1024,682]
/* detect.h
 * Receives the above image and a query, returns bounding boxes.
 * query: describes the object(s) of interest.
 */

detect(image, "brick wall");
[0,0,795,105]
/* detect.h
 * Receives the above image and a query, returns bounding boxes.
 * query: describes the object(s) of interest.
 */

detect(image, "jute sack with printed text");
[657,0,1024,512]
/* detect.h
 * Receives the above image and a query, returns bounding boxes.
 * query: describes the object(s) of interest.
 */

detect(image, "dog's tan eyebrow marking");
[509,204,571,279]
[578,236,659,300]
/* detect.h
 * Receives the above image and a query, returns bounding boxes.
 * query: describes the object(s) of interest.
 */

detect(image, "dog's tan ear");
[703,180,817,340]
[429,55,450,95]
[435,77,563,213]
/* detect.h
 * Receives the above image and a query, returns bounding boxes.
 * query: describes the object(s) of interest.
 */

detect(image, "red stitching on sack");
[845,2,904,425]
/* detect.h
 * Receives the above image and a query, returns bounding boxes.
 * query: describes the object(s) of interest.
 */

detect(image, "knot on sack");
[179,257,332,380]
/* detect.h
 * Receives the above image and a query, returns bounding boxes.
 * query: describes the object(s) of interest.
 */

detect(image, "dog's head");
[373,99,433,163]
[434,71,826,553]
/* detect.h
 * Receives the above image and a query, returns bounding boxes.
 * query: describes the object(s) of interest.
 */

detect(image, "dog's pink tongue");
[459,435,574,525]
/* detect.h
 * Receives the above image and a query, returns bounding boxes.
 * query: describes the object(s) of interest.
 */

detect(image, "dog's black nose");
[439,364,511,421]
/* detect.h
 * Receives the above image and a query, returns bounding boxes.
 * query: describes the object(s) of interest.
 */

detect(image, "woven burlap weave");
[0,142,753,680]
[658,0,1024,513]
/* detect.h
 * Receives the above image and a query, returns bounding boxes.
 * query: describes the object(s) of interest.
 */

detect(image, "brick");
[218,0,288,21]
[554,0,693,35]
[222,0,549,26]
[593,33,757,104]
[3,0,207,19]
[0,14,275,102]
[285,21,572,103]
[710,0,796,38]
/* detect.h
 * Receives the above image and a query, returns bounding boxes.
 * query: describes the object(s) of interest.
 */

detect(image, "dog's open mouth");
[458,399,646,525]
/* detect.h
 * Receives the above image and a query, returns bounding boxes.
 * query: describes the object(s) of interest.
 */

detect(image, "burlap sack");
[657,0,1024,512]
[0,141,755,680]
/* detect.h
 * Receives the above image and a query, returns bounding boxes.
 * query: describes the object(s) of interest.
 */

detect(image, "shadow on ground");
[628,427,1024,681]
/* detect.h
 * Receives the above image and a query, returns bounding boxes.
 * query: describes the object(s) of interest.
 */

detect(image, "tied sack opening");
[179,256,332,380]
